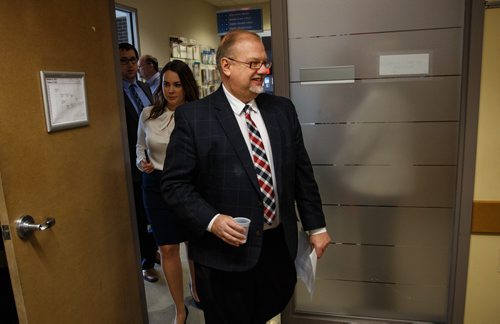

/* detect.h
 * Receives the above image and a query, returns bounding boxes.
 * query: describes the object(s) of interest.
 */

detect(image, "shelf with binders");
[199,64,220,98]
[170,57,220,98]
[170,39,220,98]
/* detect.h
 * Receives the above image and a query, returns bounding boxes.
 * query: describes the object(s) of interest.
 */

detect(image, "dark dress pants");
[133,180,157,270]
[195,225,297,324]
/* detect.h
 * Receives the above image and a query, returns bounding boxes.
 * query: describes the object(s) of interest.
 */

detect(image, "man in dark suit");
[161,30,331,323]
[119,42,158,283]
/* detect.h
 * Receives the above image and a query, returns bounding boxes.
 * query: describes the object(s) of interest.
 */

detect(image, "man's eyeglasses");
[120,57,138,65]
[226,57,272,70]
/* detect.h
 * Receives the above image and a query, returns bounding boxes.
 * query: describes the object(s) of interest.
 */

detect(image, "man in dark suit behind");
[119,42,158,283]
[161,30,331,323]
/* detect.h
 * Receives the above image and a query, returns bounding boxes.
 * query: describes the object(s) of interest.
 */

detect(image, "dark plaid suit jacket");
[161,86,325,272]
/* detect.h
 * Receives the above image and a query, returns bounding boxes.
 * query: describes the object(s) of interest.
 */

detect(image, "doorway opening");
[112,1,273,323]
[0,239,18,324]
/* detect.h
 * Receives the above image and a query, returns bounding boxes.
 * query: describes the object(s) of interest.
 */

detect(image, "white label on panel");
[379,53,430,76]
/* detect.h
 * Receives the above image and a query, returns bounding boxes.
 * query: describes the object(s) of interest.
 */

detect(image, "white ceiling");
[203,0,269,7]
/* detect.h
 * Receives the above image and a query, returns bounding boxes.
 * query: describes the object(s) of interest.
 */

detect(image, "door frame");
[109,1,150,321]
[0,172,26,322]
[448,0,484,323]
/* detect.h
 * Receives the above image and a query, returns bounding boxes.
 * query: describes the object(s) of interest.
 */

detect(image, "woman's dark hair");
[148,60,199,120]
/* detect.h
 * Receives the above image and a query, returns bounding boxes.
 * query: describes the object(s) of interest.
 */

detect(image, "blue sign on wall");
[217,8,263,35]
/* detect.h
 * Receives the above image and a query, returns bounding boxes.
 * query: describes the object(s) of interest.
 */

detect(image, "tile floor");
[144,244,281,324]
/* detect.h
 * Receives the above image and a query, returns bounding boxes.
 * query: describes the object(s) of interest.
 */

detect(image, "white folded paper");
[295,230,318,298]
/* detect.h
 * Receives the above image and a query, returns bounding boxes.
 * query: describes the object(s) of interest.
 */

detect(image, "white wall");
[116,0,220,67]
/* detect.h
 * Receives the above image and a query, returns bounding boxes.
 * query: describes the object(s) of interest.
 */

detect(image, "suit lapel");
[256,95,283,198]
[212,88,261,194]
[123,91,139,122]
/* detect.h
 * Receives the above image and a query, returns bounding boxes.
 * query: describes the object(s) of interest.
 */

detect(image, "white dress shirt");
[222,85,280,230]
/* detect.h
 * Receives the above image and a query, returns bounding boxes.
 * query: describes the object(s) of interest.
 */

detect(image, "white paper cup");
[233,217,251,243]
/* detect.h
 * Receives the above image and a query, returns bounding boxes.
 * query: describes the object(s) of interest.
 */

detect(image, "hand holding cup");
[233,217,251,243]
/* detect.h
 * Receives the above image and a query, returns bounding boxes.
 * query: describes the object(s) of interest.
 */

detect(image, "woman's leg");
[159,244,187,324]
[185,242,201,304]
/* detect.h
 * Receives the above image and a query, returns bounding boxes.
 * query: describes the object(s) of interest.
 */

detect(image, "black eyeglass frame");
[138,62,153,69]
[120,57,138,65]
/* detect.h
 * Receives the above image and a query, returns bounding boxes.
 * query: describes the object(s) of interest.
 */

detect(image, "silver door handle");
[16,215,56,239]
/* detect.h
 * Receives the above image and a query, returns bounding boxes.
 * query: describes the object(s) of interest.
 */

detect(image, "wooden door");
[0,1,146,323]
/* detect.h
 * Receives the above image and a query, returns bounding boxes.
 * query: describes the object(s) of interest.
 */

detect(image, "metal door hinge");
[1,225,11,240]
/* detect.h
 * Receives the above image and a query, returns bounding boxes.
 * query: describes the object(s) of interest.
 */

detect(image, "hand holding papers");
[295,230,318,298]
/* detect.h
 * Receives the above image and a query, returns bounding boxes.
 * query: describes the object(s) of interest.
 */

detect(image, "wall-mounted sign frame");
[379,53,430,76]
[40,71,89,132]
[217,8,263,35]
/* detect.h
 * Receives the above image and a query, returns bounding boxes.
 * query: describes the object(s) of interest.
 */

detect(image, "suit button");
[257,201,263,208]
[255,230,261,237]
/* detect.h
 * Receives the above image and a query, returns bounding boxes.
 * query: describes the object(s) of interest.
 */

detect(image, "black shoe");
[142,269,159,283]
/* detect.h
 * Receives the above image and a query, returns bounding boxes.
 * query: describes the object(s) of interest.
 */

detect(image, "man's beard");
[250,85,264,94]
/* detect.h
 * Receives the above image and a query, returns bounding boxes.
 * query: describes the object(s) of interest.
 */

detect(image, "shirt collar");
[122,79,137,89]
[222,84,258,115]
[151,72,160,81]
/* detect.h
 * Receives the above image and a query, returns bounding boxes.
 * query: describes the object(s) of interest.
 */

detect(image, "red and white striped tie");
[244,105,276,225]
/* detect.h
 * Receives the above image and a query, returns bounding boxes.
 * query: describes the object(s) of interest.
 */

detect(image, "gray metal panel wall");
[287,0,465,322]
[292,77,461,123]
[289,28,463,81]
[302,123,459,165]
[287,0,463,38]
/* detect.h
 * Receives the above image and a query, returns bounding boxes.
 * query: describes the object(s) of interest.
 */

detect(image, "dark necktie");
[244,105,276,225]
[129,84,144,114]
